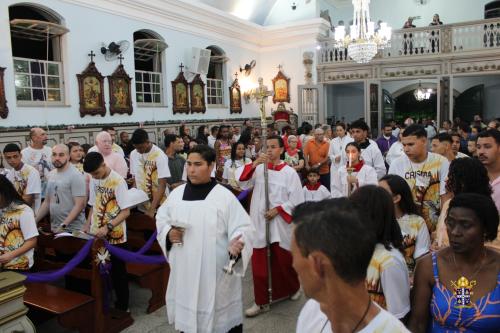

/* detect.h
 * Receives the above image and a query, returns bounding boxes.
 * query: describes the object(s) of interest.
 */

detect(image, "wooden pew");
[25,234,134,333]
[126,212,170,313]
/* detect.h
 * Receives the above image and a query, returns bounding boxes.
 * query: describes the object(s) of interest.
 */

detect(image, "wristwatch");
[61,224,67,229]
[106,222,114,232]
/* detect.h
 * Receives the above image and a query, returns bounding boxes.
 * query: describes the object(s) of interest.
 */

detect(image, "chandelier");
[414,82,433,101]
[333,0,392,64]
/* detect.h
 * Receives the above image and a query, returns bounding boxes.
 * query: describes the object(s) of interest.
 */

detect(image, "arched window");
[133,30,167,106]
[206,46,227,106]
[9,4,68,104]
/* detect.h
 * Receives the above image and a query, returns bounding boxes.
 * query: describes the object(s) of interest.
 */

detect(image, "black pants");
[320,173,331,191]
[111,243,129,311]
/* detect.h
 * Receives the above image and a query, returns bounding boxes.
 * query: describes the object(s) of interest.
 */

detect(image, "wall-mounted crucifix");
[88,50,95,63]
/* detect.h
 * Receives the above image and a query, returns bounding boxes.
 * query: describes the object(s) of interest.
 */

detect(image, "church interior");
[1,0,500,332]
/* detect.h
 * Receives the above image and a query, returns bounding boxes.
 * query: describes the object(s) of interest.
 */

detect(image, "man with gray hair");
[36,144,87,233]
[88,126,125,156]
[303,128,331,189]
[93,131,128,178]
[21,127,53,197]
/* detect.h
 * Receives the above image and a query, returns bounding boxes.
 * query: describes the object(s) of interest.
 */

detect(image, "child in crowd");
[302,168,330,202]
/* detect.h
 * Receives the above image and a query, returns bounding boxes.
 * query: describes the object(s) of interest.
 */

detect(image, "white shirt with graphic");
[21,145,53,197]
[6,164,42,213]
[388,152,449,233]
[129,145,171,212]
[88,170,128,244]
[0,203,39,270]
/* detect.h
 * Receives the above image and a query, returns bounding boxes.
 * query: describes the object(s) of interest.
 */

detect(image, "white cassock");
[328,134,354,172]
[302,184,331,202]
[156,183,254,333]
[340,140,386,179]
[236,163,304,251]
[331,164,378,198]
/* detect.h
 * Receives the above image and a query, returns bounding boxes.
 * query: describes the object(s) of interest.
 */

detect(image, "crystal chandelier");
[334,0,392,64]
[414,82,433,101]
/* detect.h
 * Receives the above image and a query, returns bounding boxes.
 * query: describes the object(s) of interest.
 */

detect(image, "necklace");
[320,298,371,333]
[450,249,486,308]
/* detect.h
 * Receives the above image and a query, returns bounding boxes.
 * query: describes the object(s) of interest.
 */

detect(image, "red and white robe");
[237,162,304,305]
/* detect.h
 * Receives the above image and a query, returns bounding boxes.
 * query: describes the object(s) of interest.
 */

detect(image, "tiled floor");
[36,266,305,333]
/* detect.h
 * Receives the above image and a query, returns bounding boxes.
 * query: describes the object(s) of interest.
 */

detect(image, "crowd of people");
[0,113,499,332]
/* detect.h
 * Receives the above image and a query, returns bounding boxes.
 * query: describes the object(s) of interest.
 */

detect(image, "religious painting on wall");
[171,67,189,114]
[108,64,133,115]
[229,77,242,114]
[189,74,206,113]
[272,69,291,104]
[77,61,106,117]
[0,67,8,119]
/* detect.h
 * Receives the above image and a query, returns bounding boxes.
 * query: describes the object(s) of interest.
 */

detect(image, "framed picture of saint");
[272,69,291,104]
[171,69,189,114]
[189,74,206,113]
[77,61,106,117]
[229,78,242,114]
[0,67,8,119]
[108,64,133,115]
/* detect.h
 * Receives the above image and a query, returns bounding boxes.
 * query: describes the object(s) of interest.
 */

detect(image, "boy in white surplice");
[156,145,253,333]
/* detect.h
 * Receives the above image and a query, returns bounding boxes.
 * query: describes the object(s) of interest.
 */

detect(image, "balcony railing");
[318,18,500,65]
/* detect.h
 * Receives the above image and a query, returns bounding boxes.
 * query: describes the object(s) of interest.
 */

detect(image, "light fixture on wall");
[333,0,392,64]
[414,81,433,101]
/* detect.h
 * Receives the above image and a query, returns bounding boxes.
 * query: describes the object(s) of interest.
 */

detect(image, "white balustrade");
[319,18,500,65]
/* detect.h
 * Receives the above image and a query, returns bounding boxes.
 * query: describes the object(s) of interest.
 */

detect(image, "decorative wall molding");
[320,68,373,82]
[60,0,329,51]
[451,58,500,74]
[381,63,442,78]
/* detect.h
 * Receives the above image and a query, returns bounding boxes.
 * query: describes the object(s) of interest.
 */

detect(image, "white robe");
[303,185,331,202]
[341,140,386,179]
[328,134,354,171]
[236,163,304,251]
[331,164,378,198]
[156,184,254,333]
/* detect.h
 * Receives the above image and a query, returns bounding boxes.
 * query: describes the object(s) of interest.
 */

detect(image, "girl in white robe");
[331,142,378,198]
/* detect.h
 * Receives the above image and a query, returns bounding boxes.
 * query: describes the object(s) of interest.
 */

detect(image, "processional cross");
[251,78,273,130]
[250,78,274,305]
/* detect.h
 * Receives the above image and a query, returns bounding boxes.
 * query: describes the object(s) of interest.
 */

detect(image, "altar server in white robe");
[331,142,378,198]
[156,145,253,333]
[236,135,304,317]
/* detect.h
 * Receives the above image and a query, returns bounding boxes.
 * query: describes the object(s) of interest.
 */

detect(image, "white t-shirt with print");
[0,203,39,270]
[6,164,42,213]
[388,152,449,232]
[129,145,171,212]
[88,170,129,244]
[21,145,53,197]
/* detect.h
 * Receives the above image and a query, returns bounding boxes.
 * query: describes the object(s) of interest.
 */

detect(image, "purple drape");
[136,230,158,255]
[237,189,250,201]
[104,241,167,265]
[23,238,93,283]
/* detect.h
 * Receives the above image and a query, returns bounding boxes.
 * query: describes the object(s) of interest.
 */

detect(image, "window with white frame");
[134,30,167,106]
[9,4,67,105]
[14,58,63,102]
[206,46,227,106]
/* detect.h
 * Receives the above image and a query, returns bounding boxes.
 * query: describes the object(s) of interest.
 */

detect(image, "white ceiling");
[195,0,280,25]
